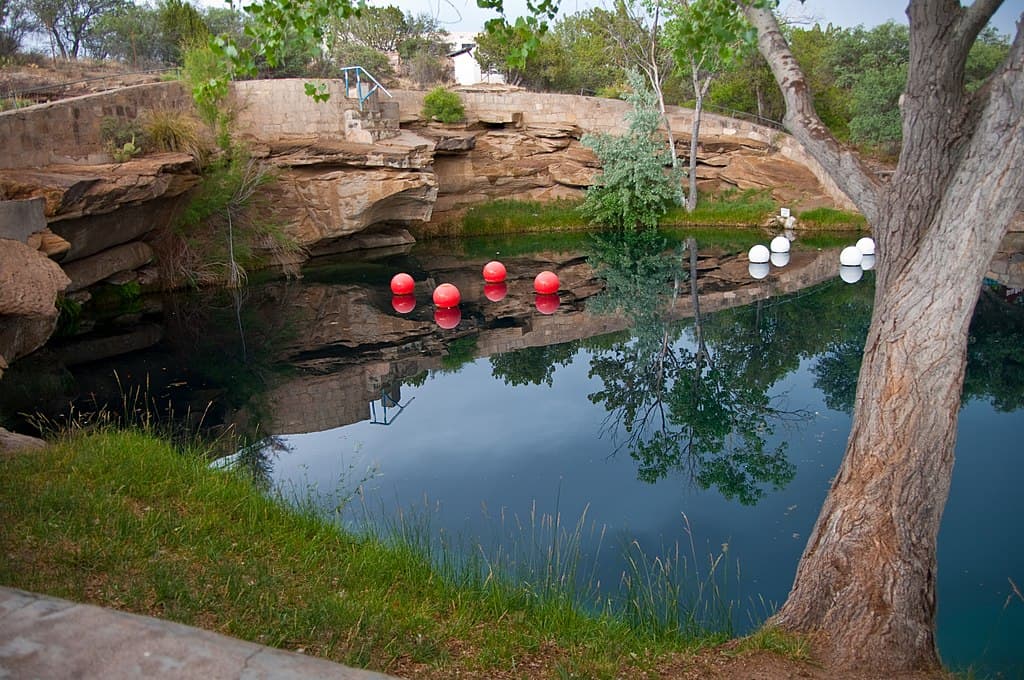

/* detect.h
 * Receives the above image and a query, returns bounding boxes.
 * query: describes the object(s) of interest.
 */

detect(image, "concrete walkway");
[0,587,399,679]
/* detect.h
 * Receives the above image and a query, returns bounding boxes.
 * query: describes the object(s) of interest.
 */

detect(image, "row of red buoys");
[389,262,561,327]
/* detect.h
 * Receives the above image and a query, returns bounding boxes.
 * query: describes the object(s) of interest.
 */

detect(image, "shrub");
[162,147,303,288]
[141,109,208,163]
[100,117,147,161]
[422,87,464,124]
[406,52,449,88]
[581,72,682,230]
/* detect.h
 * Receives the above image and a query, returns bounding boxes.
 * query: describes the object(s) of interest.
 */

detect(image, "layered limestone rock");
[405,114,839,226]
[267,166,437,247]
[0,153,199,226]
[0,239,71,378]
[255,132,438,248]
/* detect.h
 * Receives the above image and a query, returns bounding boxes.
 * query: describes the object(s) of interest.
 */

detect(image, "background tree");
[473,26,529,85]
[88,3,161,63]
[546,11,622,93]
[741,1,1024,671]
[0,0,33,56]
[337,4,406,52]
[705,33,781,121]
[597,0,681,167]
[581,71,682,230]
[663,0,750,211]
[29,0,126,59]
[157,0,207,64]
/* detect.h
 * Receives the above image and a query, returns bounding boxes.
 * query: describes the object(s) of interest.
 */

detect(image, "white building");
[445,32,505,86]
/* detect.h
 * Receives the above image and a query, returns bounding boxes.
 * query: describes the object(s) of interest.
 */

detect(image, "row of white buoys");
[748,229,793,279]
[839,237,876,283]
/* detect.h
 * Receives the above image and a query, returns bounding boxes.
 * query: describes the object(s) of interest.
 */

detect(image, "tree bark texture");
[742,0,1024,671]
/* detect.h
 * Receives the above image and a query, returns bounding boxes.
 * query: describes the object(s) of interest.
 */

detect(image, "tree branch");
[958,0,1004,43]
[927,14,1024,258]
[740,5,883,224]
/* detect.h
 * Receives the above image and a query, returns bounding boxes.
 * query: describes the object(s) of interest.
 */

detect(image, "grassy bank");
[439,192,863,239]
[0,428,730,678]
[459,199,590,236]
[662,190,777,227]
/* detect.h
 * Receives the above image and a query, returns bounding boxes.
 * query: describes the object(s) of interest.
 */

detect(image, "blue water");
[268,309,1023,677]
[4,237,1020,677]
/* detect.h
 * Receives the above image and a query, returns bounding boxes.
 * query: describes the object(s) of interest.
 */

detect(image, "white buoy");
[840,265,863,283]
[748,244,770,263]
[860,254,876,271]
[770,235,791,253]
[749,262,770,279]
[856,236,875,255]
[840,246,864,267]
[771,251,790,267]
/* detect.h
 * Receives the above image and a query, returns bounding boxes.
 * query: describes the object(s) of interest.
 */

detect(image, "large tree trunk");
[771,211,991,669]
[742,1,1024,671]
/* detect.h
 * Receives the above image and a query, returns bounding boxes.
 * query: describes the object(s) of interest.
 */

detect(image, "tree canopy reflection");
[585,231,806,505]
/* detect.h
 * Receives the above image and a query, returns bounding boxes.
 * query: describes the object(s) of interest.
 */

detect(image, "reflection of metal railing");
[369,391,413,426]
[338,66,392,110]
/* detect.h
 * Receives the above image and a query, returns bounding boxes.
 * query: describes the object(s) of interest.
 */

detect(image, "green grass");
[733,626,813,661]
[459,199,589,236]
[0,427,731,678]
[797,207,867,229]
[793,230,866,249]
[662,190,777,227]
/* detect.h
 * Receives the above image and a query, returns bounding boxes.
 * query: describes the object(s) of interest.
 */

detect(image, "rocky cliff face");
[250,133,438,250]
[0,83,854,378]
[0,154,198,375]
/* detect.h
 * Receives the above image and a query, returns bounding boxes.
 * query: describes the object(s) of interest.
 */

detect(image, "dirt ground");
[653,641,950,680]
[386,636,952,680]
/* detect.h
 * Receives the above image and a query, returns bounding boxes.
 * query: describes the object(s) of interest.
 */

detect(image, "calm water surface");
[3,235,1021,677]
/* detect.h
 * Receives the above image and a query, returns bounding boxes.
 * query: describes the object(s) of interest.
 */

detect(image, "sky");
[371,0,1023,37]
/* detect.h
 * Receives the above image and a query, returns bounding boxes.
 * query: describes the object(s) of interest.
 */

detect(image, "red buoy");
[390,272,414,295]
[534,293,560,315]
[534,270,559,295]
[391,295,416,314]
[432,283,461,308]
[483,282,507,302]
[434,306,461,329]
[483,260,507,283]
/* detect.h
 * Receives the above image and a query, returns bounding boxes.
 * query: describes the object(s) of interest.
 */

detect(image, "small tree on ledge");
[581,70,684,230]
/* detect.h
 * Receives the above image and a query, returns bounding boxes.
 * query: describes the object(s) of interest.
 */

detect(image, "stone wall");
[0,82,192,170]
[391,89,856,211]
[231,79,400,143]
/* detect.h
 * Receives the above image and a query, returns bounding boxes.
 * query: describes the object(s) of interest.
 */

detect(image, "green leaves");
[581,71,683,230]
[662,0,752,75]
[477,0,559,69]
[303,81,330,103]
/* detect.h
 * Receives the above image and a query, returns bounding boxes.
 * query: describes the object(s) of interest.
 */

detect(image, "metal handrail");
[702,103,785,130]
[338,66,392,110]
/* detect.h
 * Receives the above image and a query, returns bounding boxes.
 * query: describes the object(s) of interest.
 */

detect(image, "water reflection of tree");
[232,435,292,490]
[810,282,1024,414]
[490,342,579,387]
[586,231,802,505]
[963,286,1024,411]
